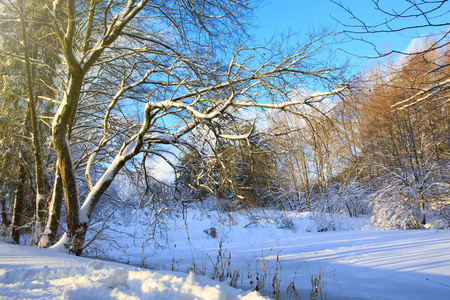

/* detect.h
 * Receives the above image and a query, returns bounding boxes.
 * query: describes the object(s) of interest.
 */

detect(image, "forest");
[0,0,449,298]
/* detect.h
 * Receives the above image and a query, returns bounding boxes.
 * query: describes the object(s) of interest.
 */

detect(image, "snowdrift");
[0,241,265,299]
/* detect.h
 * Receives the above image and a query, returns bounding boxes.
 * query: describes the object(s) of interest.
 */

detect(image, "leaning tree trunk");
[69,104,158,255]
[72,139,143,255]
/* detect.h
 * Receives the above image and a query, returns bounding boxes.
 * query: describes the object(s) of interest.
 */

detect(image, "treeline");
[176,41,450,229]
[334,42,450,228]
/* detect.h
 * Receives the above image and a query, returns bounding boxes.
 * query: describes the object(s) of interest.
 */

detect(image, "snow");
[87,209,450,299]
[1,209,449,299]
[0,240,265,300]
[79,151,128,224]
[48,232,69,252]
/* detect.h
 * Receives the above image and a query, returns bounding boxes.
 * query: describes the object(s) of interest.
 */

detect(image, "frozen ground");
[1,209,449,299]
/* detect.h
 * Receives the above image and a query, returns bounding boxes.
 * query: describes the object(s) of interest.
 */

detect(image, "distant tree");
[328,1,450,227]
[215,134,279,208]
[269,102,338,212]
[176,148,209,203]
[176,124,280,210]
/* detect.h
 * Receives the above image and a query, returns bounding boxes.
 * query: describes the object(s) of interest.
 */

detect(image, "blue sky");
[251,0,450,69]
[151,1,450,181]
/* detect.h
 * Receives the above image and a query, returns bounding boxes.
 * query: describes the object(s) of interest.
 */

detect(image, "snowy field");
[1,209,449,299]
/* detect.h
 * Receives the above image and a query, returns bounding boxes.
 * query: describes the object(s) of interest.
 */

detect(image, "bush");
[275,214,295,229]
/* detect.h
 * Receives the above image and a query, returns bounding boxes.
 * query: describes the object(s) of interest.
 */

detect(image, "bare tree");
[333,0,450,108]
[1,0,346,254]
[332,0,450,55]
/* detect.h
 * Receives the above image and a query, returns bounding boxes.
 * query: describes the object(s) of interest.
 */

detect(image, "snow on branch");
[391,78,450,110]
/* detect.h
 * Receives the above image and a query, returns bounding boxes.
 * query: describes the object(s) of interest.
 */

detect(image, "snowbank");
[0,241,266,300]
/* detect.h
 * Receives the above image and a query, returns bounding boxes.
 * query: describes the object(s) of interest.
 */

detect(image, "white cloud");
[403,36,428,54]
[150,156,175,182]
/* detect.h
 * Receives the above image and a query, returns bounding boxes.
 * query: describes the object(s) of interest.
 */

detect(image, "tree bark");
[39,163,63,248]
[53,130,81,252]
[1,196,10,227]
[51,61,83,252]
[11,164,26,244]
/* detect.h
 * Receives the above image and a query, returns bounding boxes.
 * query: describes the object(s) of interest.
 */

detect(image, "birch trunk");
[39,163,63,248]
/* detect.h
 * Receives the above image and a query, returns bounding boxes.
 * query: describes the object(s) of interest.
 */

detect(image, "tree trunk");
[70,141,136,254]
[11,164,26,244]
[55,135,81,252]
[39,163,63,248]
[1,196,10,227]
[19,3,46,242]
[52,71,83,253]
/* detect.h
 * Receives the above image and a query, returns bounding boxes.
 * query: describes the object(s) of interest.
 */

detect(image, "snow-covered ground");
[0,240,264,299]
[1,209,449,299]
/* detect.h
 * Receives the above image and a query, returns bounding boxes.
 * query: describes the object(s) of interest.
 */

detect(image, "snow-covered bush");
[313,182,371,217]
[312,213,337,232]
[371,201,424,230]
[372,200,450,230]
[370,179,450,230]
[274,214,295,229]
